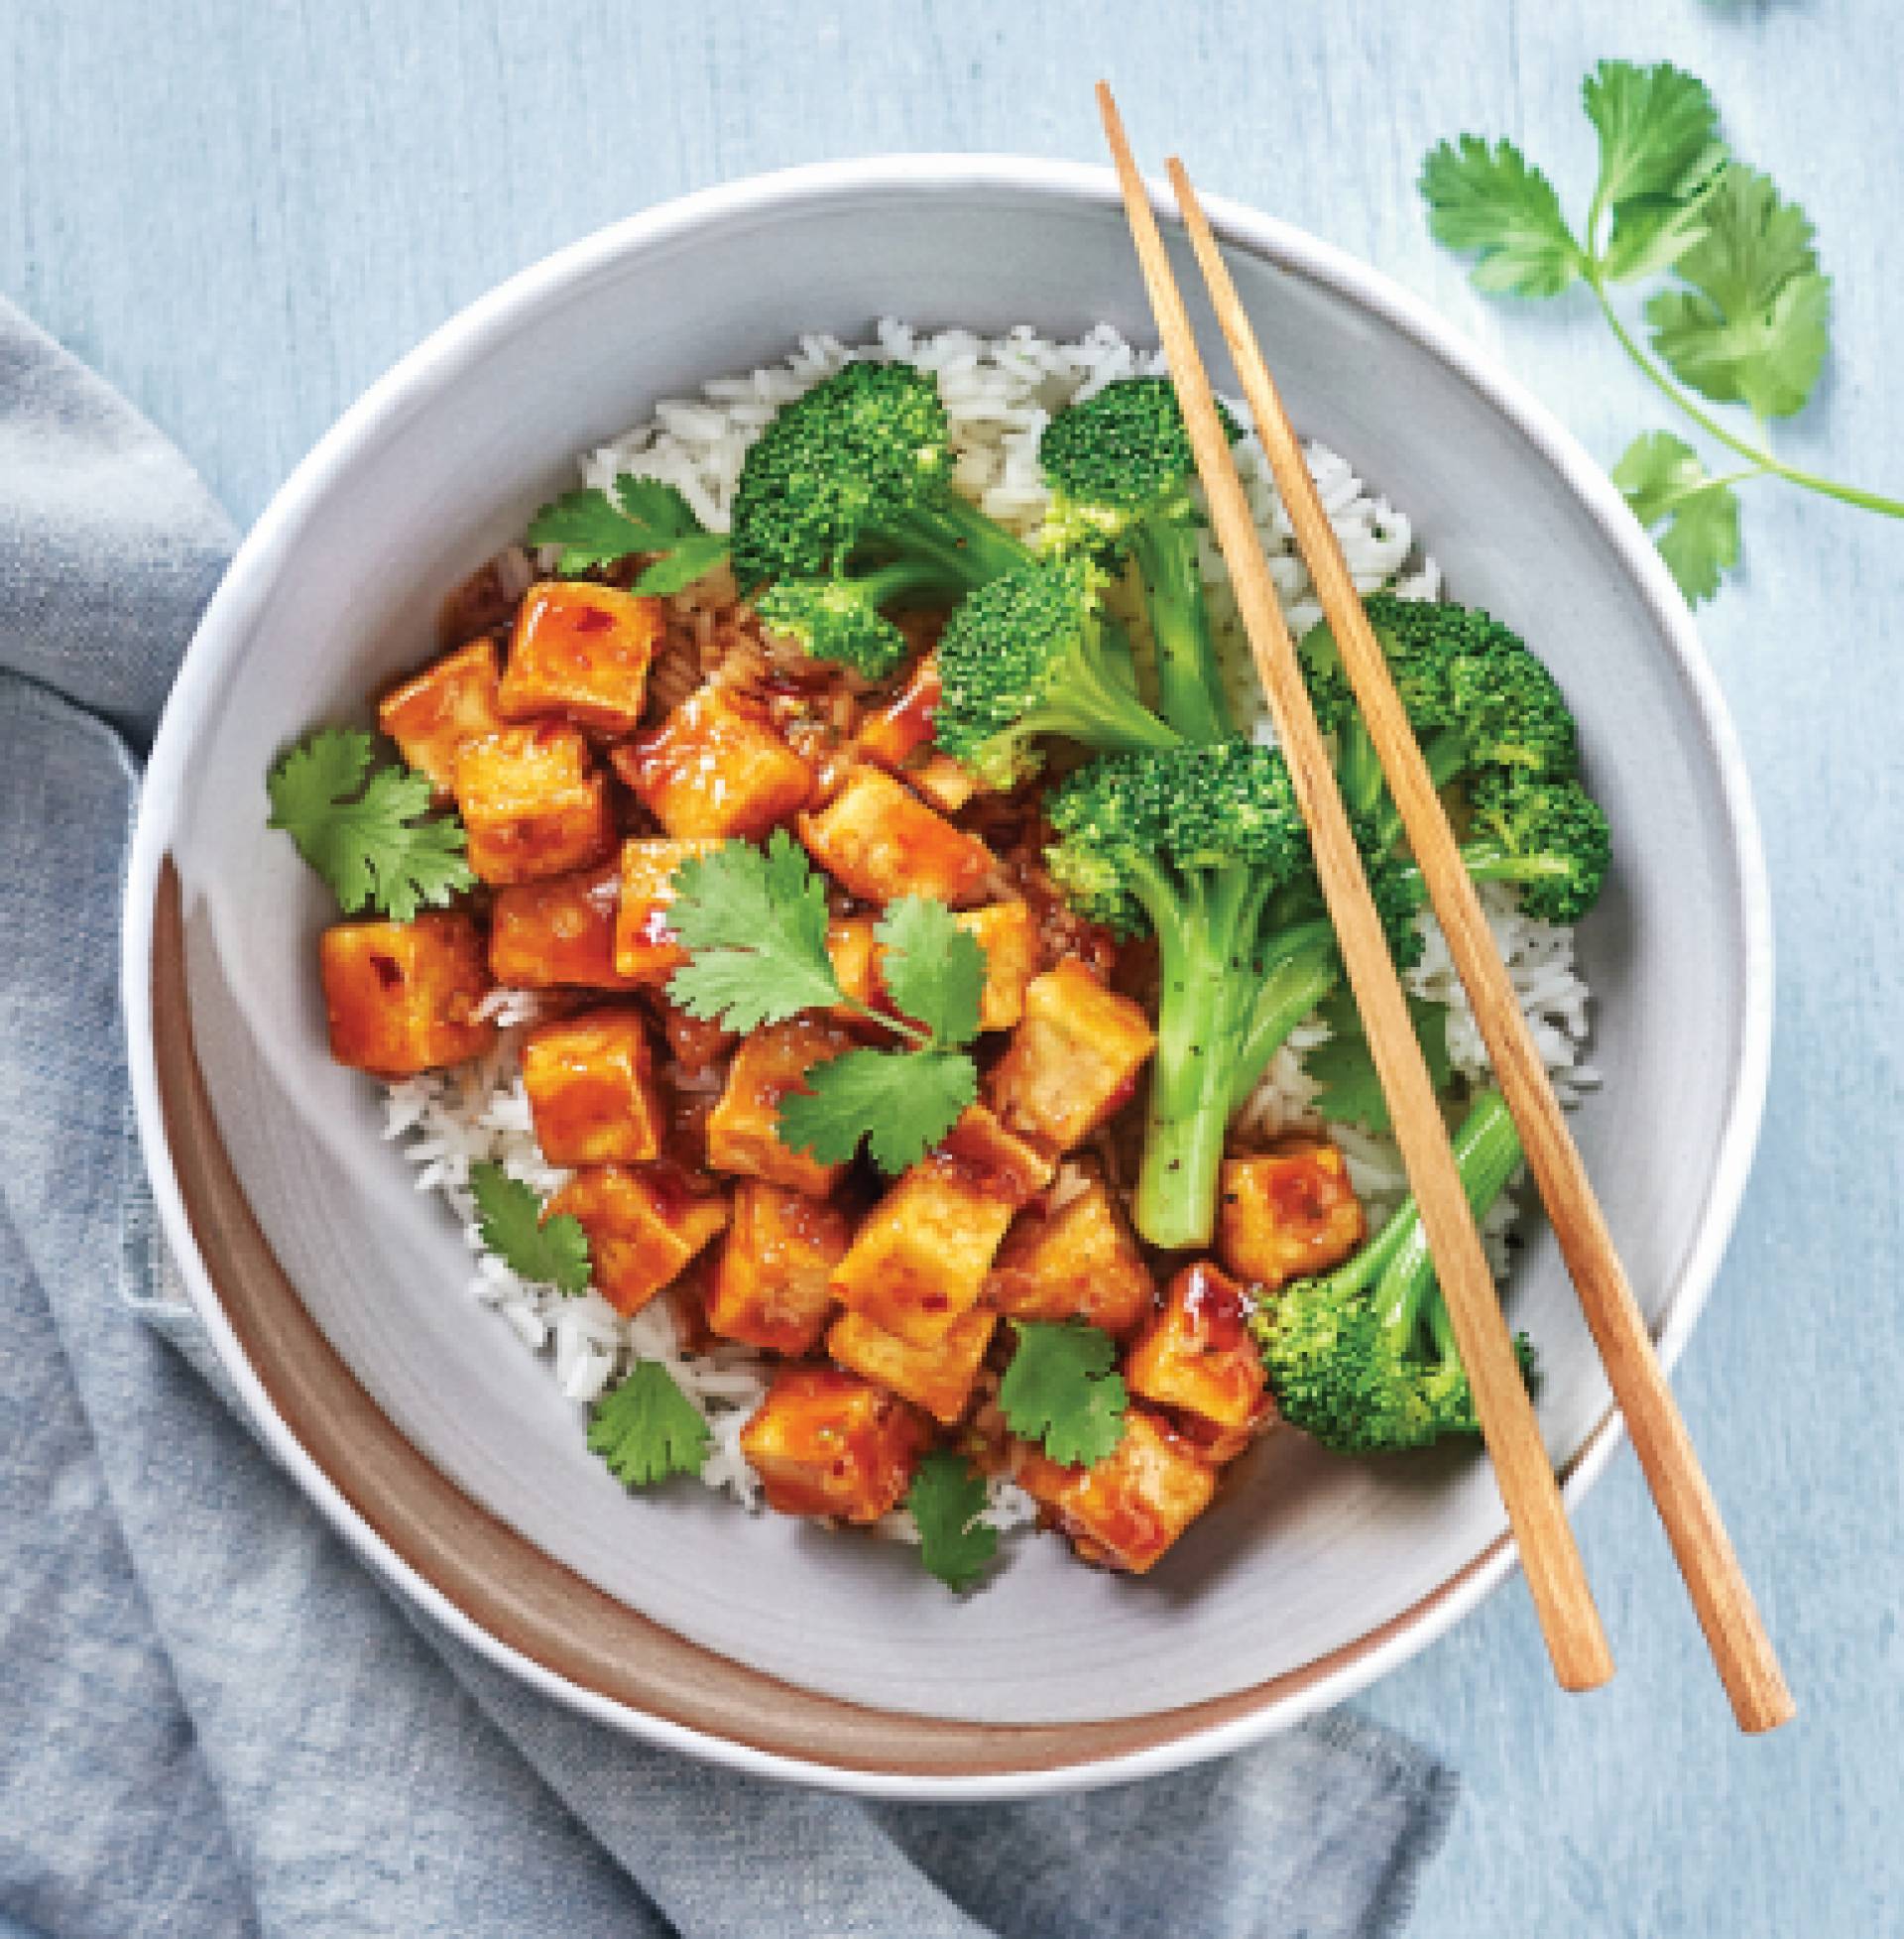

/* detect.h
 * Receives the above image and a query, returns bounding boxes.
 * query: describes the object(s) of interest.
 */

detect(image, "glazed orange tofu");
[377,639,507,794]
[827,1307,997,1427]
[740,1367,928,1522]
[542,1163,727,1316]
[654,997,735,1078]
[987,960,1156,1153]
[1012,1408,1219,1574]
[499,580,661,735]
[520,1007,662,1166]
[1217,1142,1365,1291]
[704,1017,859,1197]
[987,1175,1155,1336]
[824,901,1036,1034]
[319,912,495,1078]
[797,766,997,908]
[852,658,978,814]
[705,1180,851,1355]
[611,682,813,840]
[488,860,640,990]
[611,838,721,982]
[453,724,616,885]
[831,1105,1052,1348]
[1124,1263,1271,1457]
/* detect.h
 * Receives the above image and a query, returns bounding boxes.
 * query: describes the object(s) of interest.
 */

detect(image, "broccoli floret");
[754,559,947,679]
[1045,741,1311,1249]
[729,361,1027,595]
[1250,1090,1535,1453]
[1039,378,1239,744]
[934,555,1181,789]
[1460,773,1611,923]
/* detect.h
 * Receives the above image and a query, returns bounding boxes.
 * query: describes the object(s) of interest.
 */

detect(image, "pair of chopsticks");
[1098,84,1792,1731]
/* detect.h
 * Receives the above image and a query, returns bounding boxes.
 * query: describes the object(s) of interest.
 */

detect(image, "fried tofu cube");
[987,1176,1155,1336]
[831,1106,1052,1348]
[987,961,1156,1153]
[797,766,997,908]
[705,1180,851,1355]
[852,658,979,813]
[319,913,495,1078]
[453,724,616,885]
[956,902,1037,1032]
[822,902,1033,1034]
[488,860,640,990]
[543,1163,728,1317]
[611,683,814,840]
[377,639,507,794]
[499,580,661,734]
[521,1007,662,1166]
[611,839,721,982]
[824,914,882,1017]
[1124,1263,1271,1457]
[827,1307,996,1427]
[1218,1142,1365,1291]
[740,1367,929,1522]
[654,996,735,1077]
[1012,1408,1219,1574]
[704,1017,860,1197]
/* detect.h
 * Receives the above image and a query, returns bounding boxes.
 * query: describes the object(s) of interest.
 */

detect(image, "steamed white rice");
[388,319,1596,1521]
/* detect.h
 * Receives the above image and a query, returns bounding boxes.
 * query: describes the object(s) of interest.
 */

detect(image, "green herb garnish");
[587,1362,712,1487]
[998,1320,1129,1469]
[468,1161,591,1295]
[527,473,731,594]
[1421,59,1900,605]
[905,1450,1000,1592]
[267,727,473,921]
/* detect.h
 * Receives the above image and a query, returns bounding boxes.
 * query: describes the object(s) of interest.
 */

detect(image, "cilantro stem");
[1590,272,1904,521]
[838,994,933,1049]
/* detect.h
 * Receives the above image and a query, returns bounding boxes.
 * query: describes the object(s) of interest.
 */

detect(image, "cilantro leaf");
[664,832,843,1030]
[876,899,986,1048]
[468,1161,592,1294]
[1584,60,1726,280]
[587,1362,711,1488]
[527,472,731,588]
[1419,136,1583,298]
[905,1450,999,1592]
[776,1045,977,1175]
[1645,167,1831,420]
[998,1320,1129,1469]
[267,727,474,921]
[1305,988,1453,1134]
[1612,430,1742,606]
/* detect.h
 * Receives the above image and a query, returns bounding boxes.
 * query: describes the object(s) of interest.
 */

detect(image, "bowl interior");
[142,172,1758,1743]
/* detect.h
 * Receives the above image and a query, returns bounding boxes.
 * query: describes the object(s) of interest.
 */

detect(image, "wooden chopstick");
[1096,83,1612,1695]
[1144,131,1794,1734]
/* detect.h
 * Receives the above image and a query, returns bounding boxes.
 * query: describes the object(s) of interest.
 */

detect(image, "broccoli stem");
[1372,1090,1522,1355]
[1035,653,1186,757]
[880,492,1030,592]
[1129,523,1233,743]
[852,554,973,609]
[1228,919,1341,1113]
[1133,864,1275,1250]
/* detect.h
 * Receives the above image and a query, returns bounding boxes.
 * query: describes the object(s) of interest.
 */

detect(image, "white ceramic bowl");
[122,157,1771,1798]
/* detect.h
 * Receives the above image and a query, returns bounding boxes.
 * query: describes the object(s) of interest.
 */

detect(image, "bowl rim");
[121,152,1773,1799]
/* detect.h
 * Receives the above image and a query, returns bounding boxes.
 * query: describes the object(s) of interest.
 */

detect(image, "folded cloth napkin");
[0,293,1458,1939]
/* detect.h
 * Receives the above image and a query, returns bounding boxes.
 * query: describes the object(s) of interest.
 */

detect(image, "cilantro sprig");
[527,472,731,594]
[468,1161,592,1294]
[665,833,986,1173]
[587,1362,712,1488]
[998,1320,1129,1469]
[905,1450,1000,1592]
[267,727,474,921]
[1305,989,1452,1136]
[1422,59,1900,605]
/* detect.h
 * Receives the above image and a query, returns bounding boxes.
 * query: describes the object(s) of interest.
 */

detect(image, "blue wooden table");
[9,2,1898,1929]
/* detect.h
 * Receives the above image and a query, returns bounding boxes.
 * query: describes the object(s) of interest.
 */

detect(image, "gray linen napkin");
[0,293,1458,1939]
